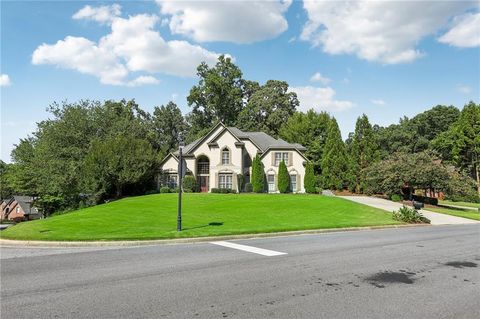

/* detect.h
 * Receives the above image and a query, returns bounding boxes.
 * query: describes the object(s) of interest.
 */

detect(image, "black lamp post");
[177,136,185,231]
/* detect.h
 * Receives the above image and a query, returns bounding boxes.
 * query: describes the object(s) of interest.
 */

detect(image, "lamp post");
[177,137,185,231]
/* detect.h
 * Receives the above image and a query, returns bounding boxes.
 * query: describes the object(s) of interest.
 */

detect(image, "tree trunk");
[116,185,122,198]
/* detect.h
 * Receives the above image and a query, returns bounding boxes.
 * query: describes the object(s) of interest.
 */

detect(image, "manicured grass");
[438,200,480,209]
[1,194,402,241]
[427,206,480,221]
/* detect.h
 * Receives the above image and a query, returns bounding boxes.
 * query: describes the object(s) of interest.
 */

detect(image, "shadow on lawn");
[183,222,224,231]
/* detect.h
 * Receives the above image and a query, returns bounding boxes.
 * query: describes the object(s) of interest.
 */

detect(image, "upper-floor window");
[222,148,230,165]
[274,152,289,166]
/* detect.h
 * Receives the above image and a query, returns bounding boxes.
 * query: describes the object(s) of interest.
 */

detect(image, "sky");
[1,0,479,163]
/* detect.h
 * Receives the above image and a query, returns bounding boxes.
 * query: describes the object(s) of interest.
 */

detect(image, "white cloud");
[32,10,224,86]
[0,74,11,86]
[157,0,291,43]
[456,84,472,94]
[370,99,386,106]
[290,86,354,112]
[310,72,331,84]
[73,4,121,24]
[438,12,480,48]
[301,1,476,64]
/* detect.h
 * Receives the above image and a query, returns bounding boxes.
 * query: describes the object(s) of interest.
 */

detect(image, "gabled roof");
[8,196,39,215]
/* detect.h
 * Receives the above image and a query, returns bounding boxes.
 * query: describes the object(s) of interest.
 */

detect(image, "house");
[1,196,41,221]
[158,123,308,193]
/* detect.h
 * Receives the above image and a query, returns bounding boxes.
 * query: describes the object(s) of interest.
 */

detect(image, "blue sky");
[1,0,479,162]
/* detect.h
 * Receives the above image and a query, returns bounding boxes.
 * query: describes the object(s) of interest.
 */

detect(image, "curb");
[0,224,429,248]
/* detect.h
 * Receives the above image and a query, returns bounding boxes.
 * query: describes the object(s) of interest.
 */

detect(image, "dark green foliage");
[304,162,316,194]
[390,194,402,202]
[348,114,379,193]
[182,176,197,192]
[211,188,236,194]
[392,206,430,224]
[152,101,187,156]
[279,110,331,173]
[160,187,170,194]
[251,155,265,193]
[444,171,479,203]
[238,80,298,137]
[321,118,348,190]
[277,160,290,193]
[245,183,253,193]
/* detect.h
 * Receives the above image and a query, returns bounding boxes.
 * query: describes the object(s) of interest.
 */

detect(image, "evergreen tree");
[277,160,289,193]
[348,114,379,193]
[321,118,348,190]
[251,155,264,193]
[304,162,316,193]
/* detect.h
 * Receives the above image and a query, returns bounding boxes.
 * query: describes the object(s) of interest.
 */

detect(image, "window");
[219,174,233,189]
[197,162,209,174]
[267,174,275,192]
[275,152,290,166]
[221,148,230,165]
[167,174,178,188]
[16,207,20,213]
[290,174,297,192]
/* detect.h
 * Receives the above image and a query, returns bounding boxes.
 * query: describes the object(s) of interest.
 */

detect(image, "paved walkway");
[339,196,479,225]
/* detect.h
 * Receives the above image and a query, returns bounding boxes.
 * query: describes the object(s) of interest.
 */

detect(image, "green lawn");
[438,200,480,209]
[427,206,480,221]
[1,194,402,241]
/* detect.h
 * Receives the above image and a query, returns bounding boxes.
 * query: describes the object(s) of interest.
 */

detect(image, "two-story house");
[158,123,307,193]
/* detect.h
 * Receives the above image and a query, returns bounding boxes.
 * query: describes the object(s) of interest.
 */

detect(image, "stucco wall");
[261,150,306,193]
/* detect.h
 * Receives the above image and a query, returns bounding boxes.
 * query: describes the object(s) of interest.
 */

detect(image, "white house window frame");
[290,174,297,192]
[219,173,233,189]
[167,173,178,188]
[282,152,289,166]
[275,152,290,166]
[267,174,275,192]
[221,147,230,165]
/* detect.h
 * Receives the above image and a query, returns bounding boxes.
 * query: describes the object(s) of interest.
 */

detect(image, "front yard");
[1,194,401,241]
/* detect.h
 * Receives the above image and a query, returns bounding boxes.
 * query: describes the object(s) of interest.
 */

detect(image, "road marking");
[210,241,287,257]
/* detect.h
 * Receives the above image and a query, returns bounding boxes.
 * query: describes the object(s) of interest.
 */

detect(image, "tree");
[321,118,348,190]
[0,160,14,200]
[152,101,187,156]
[238,80,298,137]
[186,55,245,140]
[251,155,265,193]
[84,135,155,199]
[279,110,331,173]
[348,114,379,193]
[304,162,316,193]
[277,160,290,193]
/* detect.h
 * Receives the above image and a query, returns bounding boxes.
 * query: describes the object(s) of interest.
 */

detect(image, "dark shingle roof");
[13,196,39,215]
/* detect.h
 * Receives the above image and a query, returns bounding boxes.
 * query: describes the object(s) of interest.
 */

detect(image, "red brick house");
[1,196,41,222]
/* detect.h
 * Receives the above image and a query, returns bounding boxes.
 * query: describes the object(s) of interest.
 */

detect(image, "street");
[1,225,479,319]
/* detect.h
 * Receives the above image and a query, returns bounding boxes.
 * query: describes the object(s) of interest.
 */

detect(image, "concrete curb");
[0,224,429,248]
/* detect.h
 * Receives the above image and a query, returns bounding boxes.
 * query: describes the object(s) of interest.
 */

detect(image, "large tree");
[321,118,348,190]
[152,101,187,157]
[237,80,298,137]
[348,114,379,193]
[186,55,245,141]
[279,110,331,173]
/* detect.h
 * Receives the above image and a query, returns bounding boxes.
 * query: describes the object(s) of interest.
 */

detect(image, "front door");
[198,176,209,192]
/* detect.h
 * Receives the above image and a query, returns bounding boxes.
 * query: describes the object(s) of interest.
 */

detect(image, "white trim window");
[267,174,275,192]
[275,152,289,166]
[219,173,233,189]
[290,174,297,192]
[282,152,289,166]
[221,148,230,165]
[167,174,178,188]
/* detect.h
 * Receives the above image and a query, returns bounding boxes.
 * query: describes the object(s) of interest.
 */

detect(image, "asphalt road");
[1,225,479,319]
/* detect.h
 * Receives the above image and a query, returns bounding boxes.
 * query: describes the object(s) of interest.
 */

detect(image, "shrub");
[390,194,402,202]
[170,188,179,193]
[160,187,170,194]
[392,205,430,223]
[304,162,316,194]
[145,189,159,195]
[211,188,236,194]
[245,183,253,193]
[277,160,290,193]
[315,187,322,194]
[182,175,197,192]
[252,155,265,193]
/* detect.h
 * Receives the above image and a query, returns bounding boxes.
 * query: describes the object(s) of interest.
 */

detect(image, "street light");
[177,135,185,231]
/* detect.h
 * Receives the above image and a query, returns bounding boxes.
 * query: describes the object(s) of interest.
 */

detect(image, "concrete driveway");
[340,196,479,225]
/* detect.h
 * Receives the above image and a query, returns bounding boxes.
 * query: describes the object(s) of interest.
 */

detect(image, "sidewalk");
[339,196,480,225]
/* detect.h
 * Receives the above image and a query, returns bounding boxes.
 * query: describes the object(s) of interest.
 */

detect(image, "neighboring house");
[1,196,41,221]
[158,123,307,193]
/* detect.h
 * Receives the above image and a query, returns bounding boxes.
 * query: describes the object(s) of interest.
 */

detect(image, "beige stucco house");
[158,123,307,193]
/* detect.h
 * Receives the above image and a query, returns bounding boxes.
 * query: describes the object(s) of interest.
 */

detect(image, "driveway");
[1,225,479,319]
[340,196,479,225]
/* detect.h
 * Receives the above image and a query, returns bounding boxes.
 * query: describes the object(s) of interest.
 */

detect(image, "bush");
[277,160,290,193]
[145,189,159,195]
[390,194,402,202]
[182,175,197,192]
[170,187,179,193]
[304,162,316,194]
[392,205,430,223]
[211,188,236,194]
[315,187,322,194]
[245,183,253,193]
[160,187,170,193]
[252,155,265,193]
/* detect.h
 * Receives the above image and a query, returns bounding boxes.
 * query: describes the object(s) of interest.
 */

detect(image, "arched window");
[221,147,230,165]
